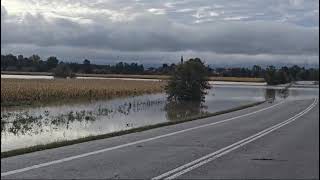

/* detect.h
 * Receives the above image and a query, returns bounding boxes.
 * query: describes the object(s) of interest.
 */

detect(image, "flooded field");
[1,84,319,152]
[1,74,266,85]
[1,74,162,82]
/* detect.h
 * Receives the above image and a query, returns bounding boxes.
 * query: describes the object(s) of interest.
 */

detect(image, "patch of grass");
[1,100,265,159]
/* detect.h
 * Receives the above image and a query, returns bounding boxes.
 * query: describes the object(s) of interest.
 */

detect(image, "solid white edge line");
[165,101,317,180]
[1,100,286,177]
[166,99,317,179]
[152,98,318,180]
[153,98,318,179]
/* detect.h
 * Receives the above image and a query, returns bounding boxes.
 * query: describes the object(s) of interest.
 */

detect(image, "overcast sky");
[1,0,319,66]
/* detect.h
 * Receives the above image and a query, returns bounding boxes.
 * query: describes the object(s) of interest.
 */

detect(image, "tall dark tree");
[264,65,277,85]
[83,59,91,65]
[29,54,41,64]
[289,65,301,80]
[17,55,24,61]
[46,56,59,70]
[82,59,92,73]
[252,65,262,77]
[165,58,211,102]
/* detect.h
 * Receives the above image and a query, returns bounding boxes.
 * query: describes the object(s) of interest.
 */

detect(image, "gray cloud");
[1,0,319,65]
[2,11,318,55]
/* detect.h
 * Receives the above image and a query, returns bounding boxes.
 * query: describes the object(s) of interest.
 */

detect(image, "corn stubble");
[1,79,165,105]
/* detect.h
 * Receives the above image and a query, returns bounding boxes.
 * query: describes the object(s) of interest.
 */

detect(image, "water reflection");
[264,88,289,103]
[1,99,165,136]
[165,101,208,121]
[279,88,289,99]
[265,89,276,103]
[1,100,209,137]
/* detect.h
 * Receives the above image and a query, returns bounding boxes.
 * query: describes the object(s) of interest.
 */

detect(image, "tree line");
[211,65,319,85]
[1,54,319,84]
[1,54,144,74]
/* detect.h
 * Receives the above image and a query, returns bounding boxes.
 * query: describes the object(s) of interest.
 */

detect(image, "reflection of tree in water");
[265,88,289,103]
[165,101,209,122]
[278,88,289,99]
[1,98,165,136]
[265,89,276,103]
[1,120,6,133]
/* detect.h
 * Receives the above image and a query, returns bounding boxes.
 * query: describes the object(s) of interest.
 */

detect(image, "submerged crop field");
[1,78,166,106]
[2,77,318,156]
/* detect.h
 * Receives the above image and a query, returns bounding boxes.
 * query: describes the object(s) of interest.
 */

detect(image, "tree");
[165,58,211,102]
[252,65,262,77]
[114,62,124,74]
[278,66,291,84]
[29,54,41,64]
[264,65,277,85]
[83,59,91,65]
[82,59,92,73]
[17,55,24,61]
[46,56,59,70]
[53,63,75,78]
[289,65,301,81]
[16,55,24,70]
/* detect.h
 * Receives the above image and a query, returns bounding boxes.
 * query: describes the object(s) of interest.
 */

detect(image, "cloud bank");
[1,0,319,66]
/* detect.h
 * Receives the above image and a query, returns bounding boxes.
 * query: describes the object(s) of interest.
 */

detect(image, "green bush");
[165,58,211,102]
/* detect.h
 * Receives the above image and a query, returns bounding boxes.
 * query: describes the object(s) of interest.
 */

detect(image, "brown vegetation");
[1,79,165,106]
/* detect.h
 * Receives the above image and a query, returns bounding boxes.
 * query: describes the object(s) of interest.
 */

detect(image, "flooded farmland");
[1,84,319,152]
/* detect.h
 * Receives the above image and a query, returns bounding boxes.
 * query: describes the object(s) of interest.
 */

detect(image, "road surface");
[1,98,319,179]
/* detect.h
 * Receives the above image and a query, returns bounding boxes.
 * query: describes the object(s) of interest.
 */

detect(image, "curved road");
[1,98,319,179]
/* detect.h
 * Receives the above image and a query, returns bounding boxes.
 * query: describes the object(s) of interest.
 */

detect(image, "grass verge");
[1,100,265,159]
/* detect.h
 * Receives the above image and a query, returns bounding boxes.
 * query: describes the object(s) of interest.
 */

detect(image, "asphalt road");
[1,98,319,179]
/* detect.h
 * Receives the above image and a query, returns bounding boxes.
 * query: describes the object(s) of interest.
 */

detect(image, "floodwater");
[1,74,54,79]
[1,82,319,152]
[1,74,267,85]
[1,74,161,81]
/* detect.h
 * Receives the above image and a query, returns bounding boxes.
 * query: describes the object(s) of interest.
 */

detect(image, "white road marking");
[153,98,318,180]
[1,100,286,177]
